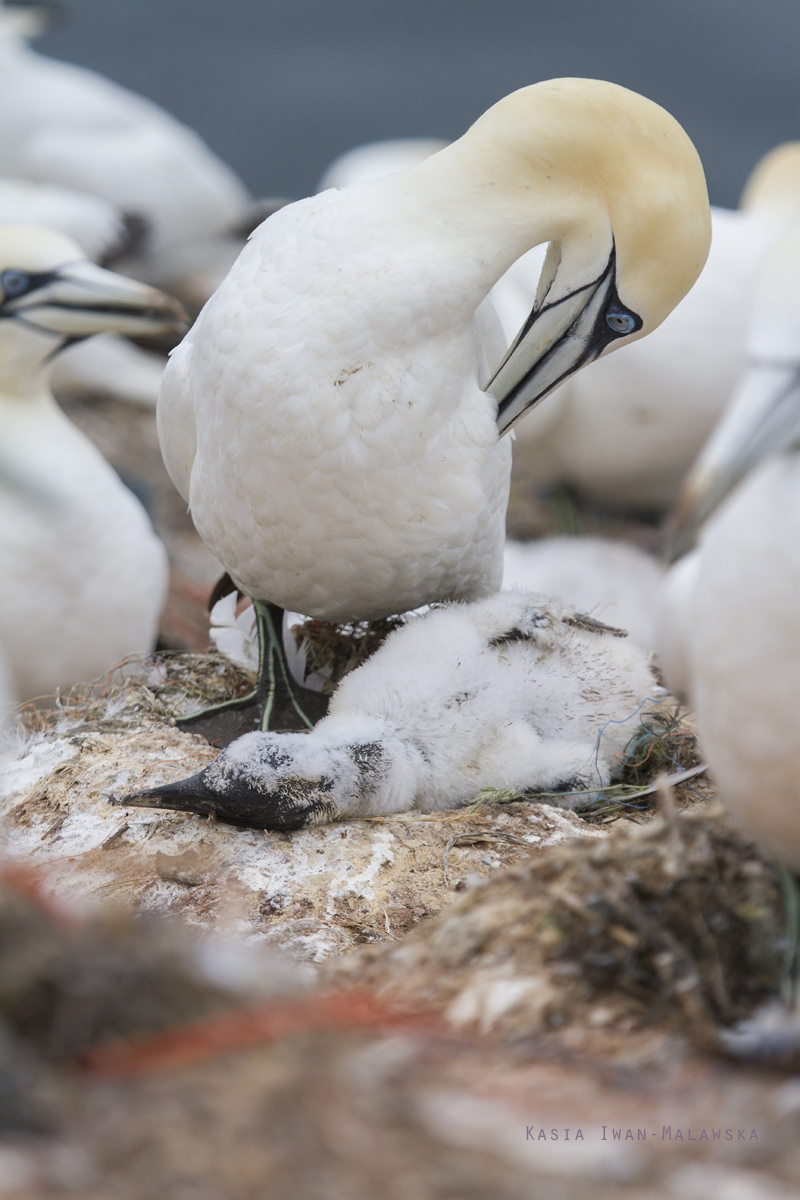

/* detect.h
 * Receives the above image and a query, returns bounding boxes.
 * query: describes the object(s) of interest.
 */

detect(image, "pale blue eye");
[605,306,636,335]
[1,270,30,299]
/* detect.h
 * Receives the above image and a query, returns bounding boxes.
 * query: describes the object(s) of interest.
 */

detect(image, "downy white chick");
[124,590,660,830]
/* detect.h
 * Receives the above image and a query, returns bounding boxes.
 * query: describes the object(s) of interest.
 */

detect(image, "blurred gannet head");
[669,215,800,558]
[739,141,800,227]
[0,225,187,392]
[414,79,710,433]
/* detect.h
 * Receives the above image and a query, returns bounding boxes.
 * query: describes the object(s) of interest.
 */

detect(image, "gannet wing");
[157,336,197,504]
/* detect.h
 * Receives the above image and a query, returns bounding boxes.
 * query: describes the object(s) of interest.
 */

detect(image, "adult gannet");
[658,215,800,869]
[512,143,800,513]
[122,590,658,829]
[0,4,253,296]
[160,79,709,734]
[0,226,186,702]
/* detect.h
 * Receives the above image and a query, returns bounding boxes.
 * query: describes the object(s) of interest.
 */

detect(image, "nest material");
[10,650,254,737]
[329,795,785,1041]
[290,616,405,692]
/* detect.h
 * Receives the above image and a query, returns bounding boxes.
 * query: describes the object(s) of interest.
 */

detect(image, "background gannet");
[125,590,659,829]
[0,226,186,703]
[159,79,709,733]
[318,138,449,191]
[0,176,169,407]
[503,537,664,651]
[512,142,800,514]
[0,4,254,301]
[0,177,125,263]
[658,215,800,869]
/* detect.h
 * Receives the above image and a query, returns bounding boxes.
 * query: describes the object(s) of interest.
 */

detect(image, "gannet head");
[739,141,800,227]
[434,79,711,433]
[0,225,187,388]
[668,216,800,558]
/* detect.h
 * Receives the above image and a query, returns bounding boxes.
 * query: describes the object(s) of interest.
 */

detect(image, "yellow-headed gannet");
[0,176,170,407]
[122,590,658,829]
[659,215,800,869]
[0,226,186,703]
[159,79,709,736]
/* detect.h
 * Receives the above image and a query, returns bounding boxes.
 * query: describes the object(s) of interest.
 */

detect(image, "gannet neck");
[375,80,709,435]
[401,78,710,332]
[0,329,56,399]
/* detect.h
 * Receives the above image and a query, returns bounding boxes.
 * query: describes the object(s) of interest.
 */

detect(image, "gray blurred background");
[38,0,800,209]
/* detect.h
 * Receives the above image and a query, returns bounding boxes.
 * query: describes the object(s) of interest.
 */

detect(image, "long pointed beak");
[6,260,188,338]
[114,771,221,819]
[116,760,337,831]
[487,252,625,436]
[668,361,800,559]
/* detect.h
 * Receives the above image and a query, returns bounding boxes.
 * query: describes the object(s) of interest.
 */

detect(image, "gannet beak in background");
[438,79,712,434]
[668,218,800,558]
[0,225,188,342]
[669,365,800,559]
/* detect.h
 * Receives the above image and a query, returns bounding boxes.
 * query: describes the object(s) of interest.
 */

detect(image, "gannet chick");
[160,79,709,735]
[124,591,658,829]
[512,143,800,513]
[0,226,187,702]
[660,215,800,869]
[0,5,253,295]
[503,538,664,651]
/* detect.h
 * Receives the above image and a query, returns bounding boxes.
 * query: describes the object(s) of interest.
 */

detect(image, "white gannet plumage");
[316,136,549,366]
[51,332,166,409]
[0,226,186,702]
[658,214,800,868]
[160,80,709,626]
[503,537,664,651]
[511,143,800,513]
[0,6,252,291]
[0,177,125,263]
[125,590,659,829]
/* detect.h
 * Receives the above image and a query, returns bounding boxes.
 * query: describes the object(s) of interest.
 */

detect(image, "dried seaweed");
[290,615,405,692]
[7,650,254,739]
[340,799,786,1038]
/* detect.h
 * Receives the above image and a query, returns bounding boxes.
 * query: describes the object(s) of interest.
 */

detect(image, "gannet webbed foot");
[177,599,328,746]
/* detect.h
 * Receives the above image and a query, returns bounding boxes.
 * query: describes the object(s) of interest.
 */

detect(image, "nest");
[290,615,405,692]
[331,794,786,1042]
[9,650,253,738]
